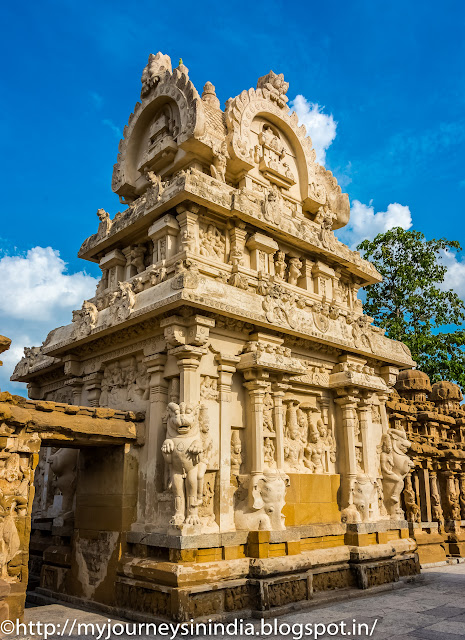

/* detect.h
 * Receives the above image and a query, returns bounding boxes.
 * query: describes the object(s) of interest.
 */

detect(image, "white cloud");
[289,95,337,165]
[0,247,98,395]
[102,119,122,139]
[441,249,465,299]
[336,200,412,249]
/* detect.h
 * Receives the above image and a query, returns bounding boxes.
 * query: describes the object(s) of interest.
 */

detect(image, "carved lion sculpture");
[235,473,290,531]
[380,428,413,517]
[161,402,204,528]
[48,448,79,521]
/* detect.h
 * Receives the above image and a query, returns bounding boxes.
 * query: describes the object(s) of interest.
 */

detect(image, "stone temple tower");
[13,53,419,619]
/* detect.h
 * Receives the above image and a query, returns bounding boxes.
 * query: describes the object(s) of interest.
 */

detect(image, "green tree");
[357,227,465,386]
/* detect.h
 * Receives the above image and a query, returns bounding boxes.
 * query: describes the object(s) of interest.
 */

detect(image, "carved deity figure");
[230,431,242,476]
[264,438,276,467]
[210,142,228,182]
[287,257,302,286]
[446,477,462,521]
[197,405,213,507]
[145,169,165,206]
[403,475,421,523]
[263,392,275,433]
[430,473,445,533]
[284,400,305,471]
[380,428,413,517]
[263,185,282,225]
[112,281,136,323]
[161,402,204,528]
[200,375,218,400]
[199,224,225,260]
[235,473,289,531]
[274,251,287,280]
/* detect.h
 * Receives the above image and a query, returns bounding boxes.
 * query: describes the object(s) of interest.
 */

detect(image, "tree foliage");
[357,227,465,386]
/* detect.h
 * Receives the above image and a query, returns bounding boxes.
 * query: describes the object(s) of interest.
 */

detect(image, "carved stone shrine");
[9,53,425,621]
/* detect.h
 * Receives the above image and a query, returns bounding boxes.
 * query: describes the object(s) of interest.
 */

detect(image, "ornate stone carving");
[234,473,289,531]
[141,52,172,98]
[161,402,205,529]
[210,142,228,182]
[171,259,200,290]
[100,358,149,409]
[380,428,413,517]
[403,474,421,523]
[108,281,136,324]
[72,300,98,339]
[200,375,218,400]
[288,257,302,286]
[199,224,225,260]
[256,71,289,109]
[230,430,242,476]
[97,209,112,237]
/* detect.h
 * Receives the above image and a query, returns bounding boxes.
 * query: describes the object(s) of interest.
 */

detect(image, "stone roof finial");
[201,81,220,109]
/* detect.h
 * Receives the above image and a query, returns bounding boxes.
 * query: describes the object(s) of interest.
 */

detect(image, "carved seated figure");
[161,402,204,528]
[235,473,289,531]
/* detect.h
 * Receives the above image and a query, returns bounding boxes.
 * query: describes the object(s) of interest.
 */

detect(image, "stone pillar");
[418,465,432,523]
[148,214,180,264]
[377,392,390,434]
[271,382,288,470]
[172,345,204,404]
[215,354,240,531]
[335,392,359,512]
[176,204,199,255]
[460,472,465,520]
[229,221,247,261]
[85,372,103,407]
[99,249,126,290]
[312,261,335,299]
[298,258,315,292]
[430,470,444,531]
[137,353,168,526]
[243,377,269,475]
[358,394,376,478]
[66,377,84,405]
[246,233,279,274]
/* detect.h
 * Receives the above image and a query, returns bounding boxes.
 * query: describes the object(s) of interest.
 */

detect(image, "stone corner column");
[215,353,241,531]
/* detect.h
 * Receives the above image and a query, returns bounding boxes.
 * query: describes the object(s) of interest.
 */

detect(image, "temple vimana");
[1,52,464,623]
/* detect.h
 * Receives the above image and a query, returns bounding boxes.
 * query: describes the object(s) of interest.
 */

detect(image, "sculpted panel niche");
[99,357,149,411]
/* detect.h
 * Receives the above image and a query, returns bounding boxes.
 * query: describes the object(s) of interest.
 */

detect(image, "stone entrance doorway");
[0,338,144,622]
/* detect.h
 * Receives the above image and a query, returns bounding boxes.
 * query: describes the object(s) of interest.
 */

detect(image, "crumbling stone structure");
[9,54,422,621]
[392,370,465,564]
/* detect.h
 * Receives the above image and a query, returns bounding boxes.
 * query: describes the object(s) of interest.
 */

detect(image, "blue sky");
[1,0,465,392]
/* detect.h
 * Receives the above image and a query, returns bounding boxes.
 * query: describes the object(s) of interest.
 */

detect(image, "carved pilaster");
[85,372,103,407]
[172,345,205,404]
[358,393,376,478]
[215,353,240,531]
[136,353,168,527]
[335,390,359,514]
[99,249,126,290]
[271,382,289,470]
[176,203,200,254]
[243,376,270,474]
